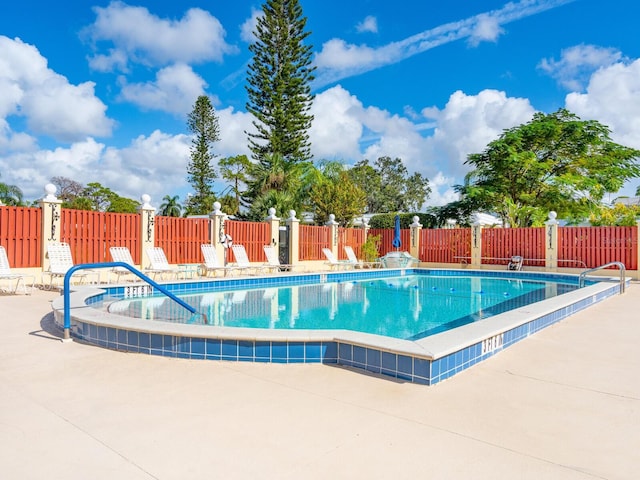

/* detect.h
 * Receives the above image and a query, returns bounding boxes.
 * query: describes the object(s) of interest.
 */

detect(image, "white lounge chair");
[44,242,100,288]
[0,245,35,294]
[263,245,299,273]
[109,246,138,282]
[231,244,268,275]
[322,248,354,271]
[344,246,381,269]
[200,244,243,277]
[145,247,180,280]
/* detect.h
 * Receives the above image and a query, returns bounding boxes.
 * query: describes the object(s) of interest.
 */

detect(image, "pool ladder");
[578,262,626,294]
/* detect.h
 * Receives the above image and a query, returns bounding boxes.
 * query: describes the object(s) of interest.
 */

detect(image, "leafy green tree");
[219,155,251,214]
[107,196,139,213]
[0,175,24,206]
[83,182,115,211]
[368,212,438,229]
[159,195,182,217]
[186,95,220,215]
[457,109,640,227]
[246,189,298,220]
[243,153,313,219]
[309,164,366,226]
[349,157,431,213]
[65,197,94,211]
[589,203,640,226]
[245,0,315,162]
[61,182,139,213]
[217,193,240,216]
[636,185,640,196]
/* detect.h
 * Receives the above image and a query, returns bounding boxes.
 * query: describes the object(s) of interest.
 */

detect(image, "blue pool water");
[109,275,578,340]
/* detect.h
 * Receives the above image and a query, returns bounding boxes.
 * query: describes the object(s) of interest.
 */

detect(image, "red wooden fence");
[3,203,640,272]
[482,227,545,267]
[0,206,42,268]
[299,225,330,261]
[61,209,141,264]
[338,227,365,260]
[420,228,471,263]
[225,220,270,262]
[155,216,209,264]
[559,226,638,270]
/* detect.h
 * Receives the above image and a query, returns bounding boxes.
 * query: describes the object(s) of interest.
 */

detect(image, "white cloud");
[0,36,114,143]
[356,16,378,34]
[0,119,37,154]
[314,0,575,87]
[216,107,253,158]
[428,172,460,206]
[565,58,640,198]
[467,14,503,46]
[83,2,238,72]
[309,85,535,207]
[565,58,640,150]
[309,86,364,160]
[423,89,535,178]
[538,44,623,90]
[240,8,262,43]
[0,138,106,196]
[0,132,192,201]
[100,130,191,198]
[118,63,210,115]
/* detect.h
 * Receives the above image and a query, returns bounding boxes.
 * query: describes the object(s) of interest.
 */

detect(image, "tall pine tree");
[186,95,220,215]
[245,0,315,163]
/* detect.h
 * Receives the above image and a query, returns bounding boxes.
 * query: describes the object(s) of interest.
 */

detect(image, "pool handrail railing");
[62,262,200,340]
[578,261,626,293]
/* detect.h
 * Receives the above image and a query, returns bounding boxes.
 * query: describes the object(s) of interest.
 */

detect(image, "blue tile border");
[54,269,624,385]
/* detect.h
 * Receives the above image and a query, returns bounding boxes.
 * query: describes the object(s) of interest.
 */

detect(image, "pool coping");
[51,268,626,385]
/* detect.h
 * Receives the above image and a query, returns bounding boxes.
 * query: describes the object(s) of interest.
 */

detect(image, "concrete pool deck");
[1,285,638,479]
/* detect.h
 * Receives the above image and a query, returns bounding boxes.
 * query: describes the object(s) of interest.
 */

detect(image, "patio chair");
[322,248,354,271]
[344,246,381,269]
[263,245,299,273]
[200,244,244,277]
[508,255,524,271]
[109,246,138,282]
[231,244,269,275]
[0,245,35,294]
[44,242,100,289]
[145,247,180,280]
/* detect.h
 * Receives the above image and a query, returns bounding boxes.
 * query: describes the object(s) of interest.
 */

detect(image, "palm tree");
[635,185,640,197]
[243,153,315,219]
[159,195,182,217]
[0,176,24,206]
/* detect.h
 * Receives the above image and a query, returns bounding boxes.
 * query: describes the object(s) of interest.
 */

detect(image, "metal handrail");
[62,262,203,340]
[578,261,626,293]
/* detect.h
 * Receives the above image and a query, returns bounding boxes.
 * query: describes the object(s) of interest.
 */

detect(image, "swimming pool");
[108,275,580,341]
[52,268,626,385]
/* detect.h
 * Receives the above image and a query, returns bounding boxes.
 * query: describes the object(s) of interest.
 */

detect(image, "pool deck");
[1,284,639,479]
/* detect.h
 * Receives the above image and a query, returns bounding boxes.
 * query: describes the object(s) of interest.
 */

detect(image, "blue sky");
[1,0,640,208]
